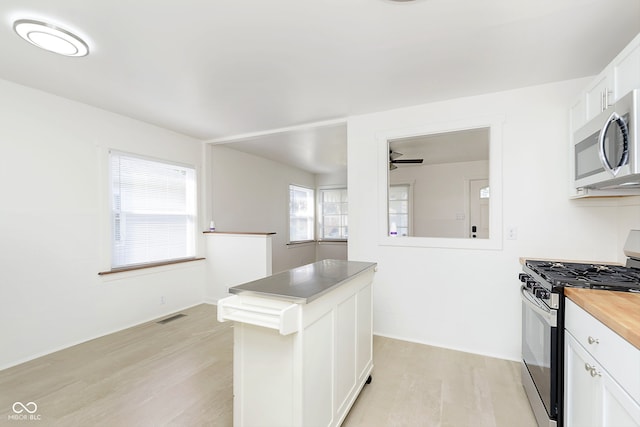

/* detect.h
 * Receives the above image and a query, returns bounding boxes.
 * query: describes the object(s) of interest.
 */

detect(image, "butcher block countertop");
[565,287,640,350]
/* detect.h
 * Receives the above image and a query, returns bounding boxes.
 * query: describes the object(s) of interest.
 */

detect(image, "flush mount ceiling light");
[13,19,89,57]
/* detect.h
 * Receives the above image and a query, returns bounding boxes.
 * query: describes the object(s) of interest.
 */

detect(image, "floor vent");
[157,313,187,324]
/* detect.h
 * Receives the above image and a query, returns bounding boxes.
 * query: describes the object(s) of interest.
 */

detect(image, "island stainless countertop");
[228,259,377,303]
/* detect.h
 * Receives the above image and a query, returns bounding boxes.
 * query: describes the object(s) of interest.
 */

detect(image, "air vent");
[156,313,186,324]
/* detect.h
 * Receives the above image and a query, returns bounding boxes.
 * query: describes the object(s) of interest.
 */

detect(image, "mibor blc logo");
[8,401,41,421]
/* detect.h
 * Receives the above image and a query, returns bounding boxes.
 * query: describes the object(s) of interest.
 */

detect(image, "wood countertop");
[565,287,640,350]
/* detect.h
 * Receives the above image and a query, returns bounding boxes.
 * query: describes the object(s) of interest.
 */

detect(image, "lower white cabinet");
[564,300,640,427]
[219,267,374,427]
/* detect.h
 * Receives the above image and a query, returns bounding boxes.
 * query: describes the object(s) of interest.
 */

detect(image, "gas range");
[518,230,640,427]
[523,260,640,293]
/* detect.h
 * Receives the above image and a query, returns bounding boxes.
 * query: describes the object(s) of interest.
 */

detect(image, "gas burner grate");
[525,260,640,291]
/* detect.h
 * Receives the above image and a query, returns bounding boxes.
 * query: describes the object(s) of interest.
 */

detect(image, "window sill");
[98,257,205,276]
[286,239,348,247]
[287,240,315,246]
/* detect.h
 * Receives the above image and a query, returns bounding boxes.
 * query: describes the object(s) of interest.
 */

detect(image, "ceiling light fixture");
[13,19,89,57]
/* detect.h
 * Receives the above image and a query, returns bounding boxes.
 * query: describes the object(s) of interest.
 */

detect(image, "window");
[289,184,314,242]
[389,184,410,237]
[110,151,197,268]
[318,188,348,240]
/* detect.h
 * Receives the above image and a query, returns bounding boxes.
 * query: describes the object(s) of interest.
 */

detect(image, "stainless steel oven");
[519,271,562,427]
[518,237,640,427]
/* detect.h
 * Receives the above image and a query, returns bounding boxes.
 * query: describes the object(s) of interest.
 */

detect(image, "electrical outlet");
[160,296,166,305]
[506,227,518,240]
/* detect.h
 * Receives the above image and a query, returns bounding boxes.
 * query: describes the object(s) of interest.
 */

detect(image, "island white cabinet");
[218,260,376,427]
[564,299,640,427]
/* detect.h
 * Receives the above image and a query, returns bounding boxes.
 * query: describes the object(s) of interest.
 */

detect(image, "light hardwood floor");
[0,304,536,426]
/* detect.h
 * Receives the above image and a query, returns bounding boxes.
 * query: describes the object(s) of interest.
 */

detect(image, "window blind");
[110,151,196,268]
[319,188,348,239]
[289,184,315,242]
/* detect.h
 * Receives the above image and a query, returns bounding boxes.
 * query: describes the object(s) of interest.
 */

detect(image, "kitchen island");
[217,259,377,427]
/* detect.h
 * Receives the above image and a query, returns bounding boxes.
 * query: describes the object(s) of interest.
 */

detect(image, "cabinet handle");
[587,336,599,344]
[584,363,601,377]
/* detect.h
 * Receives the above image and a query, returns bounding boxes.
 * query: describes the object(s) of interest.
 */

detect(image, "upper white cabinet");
[584,71,612,122]
[571,32,640,132]
[564,299,640,427]
[569,32,640,197]
[614,39,640,103]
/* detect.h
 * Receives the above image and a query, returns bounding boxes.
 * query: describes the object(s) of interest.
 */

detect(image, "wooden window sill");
[98,257,205,276]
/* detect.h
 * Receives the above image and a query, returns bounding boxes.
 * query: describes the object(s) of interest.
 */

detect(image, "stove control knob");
[518,273,529,282]
[535,288,549,299]
[526,279,537,290]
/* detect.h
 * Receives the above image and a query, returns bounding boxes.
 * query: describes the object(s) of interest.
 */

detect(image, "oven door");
[521,286,559,424]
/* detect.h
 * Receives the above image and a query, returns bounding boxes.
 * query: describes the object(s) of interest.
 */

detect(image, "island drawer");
[217,294,300,335]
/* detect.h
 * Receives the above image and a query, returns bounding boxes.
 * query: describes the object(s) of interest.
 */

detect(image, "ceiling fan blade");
[391,159,424,164]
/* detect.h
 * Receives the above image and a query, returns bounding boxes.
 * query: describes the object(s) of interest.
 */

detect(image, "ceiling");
[390,127,489,166]
[1,0,639,173]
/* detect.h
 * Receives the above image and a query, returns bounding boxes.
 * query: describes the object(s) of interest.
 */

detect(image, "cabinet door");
[601,370,640,427]
[612,34,640,103]
[585,71,612,121]
[565,332,640,427]
[565,332,601,427]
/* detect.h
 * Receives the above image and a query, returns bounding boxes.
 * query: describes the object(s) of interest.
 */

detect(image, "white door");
[469,179,489,239]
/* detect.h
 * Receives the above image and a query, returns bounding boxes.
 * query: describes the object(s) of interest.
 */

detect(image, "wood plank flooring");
[0,304,536,426]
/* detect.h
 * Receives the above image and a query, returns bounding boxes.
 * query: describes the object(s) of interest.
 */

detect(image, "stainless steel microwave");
[574,89,640,190]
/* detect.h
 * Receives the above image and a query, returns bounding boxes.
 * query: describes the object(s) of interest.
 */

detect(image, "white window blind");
[289,184,315,242]
[110,151,197,268]
[318,188,348,240]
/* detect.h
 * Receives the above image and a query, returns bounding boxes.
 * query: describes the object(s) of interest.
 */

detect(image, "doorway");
[469,179,489,239]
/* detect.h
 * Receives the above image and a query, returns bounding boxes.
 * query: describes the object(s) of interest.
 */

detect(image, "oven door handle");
[520,286,557,328]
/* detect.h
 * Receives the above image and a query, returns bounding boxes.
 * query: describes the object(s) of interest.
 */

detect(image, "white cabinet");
[584,71,613,122]
[571,32,640,132]
[614,38,640,104]
[569,32,640,197]
[218,265,375,427]
[564,299,640,427]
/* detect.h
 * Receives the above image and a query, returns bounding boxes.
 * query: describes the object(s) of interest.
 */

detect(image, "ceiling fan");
[389,150,424,170]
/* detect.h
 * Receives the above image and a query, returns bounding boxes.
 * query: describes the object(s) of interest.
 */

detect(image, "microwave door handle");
[598,112,629,176]
[520,286,557,327]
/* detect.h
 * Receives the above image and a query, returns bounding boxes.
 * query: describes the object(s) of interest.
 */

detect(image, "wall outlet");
[506,226,518,240]
[160,296,166,305]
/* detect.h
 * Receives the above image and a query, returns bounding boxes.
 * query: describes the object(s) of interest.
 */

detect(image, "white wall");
[208,144,317,273]
[0,79,206,369]
[348,78,640,361]
[390,160,489,238]
[617,197,640,263]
